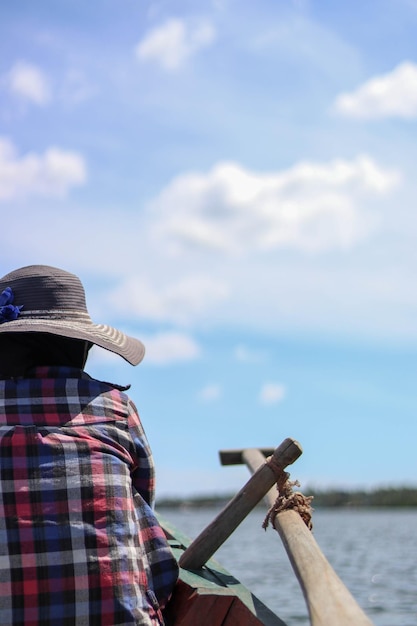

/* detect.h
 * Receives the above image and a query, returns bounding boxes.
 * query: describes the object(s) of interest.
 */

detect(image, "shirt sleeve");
[126,398,156,507]
[126,396,180,608]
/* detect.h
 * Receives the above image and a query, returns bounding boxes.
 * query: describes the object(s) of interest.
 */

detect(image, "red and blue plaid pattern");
[0,366,178,625]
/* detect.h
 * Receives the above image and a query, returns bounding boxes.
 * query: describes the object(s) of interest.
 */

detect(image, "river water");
[159,506,417,626]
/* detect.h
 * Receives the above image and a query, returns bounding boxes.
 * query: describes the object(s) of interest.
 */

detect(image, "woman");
[0,265,178,626]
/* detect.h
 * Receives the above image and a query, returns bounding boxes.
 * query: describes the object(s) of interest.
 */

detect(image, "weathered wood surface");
[243,448,374,626]
[179,438,302,570]
[161,516,287,626]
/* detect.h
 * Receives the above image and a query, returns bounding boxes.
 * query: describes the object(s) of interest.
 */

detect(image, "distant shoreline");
[156,486,417,508]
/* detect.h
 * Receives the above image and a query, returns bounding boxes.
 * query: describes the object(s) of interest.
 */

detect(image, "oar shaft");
[241,448,280,508]
[243,449,374,626]
[179,438,302,570]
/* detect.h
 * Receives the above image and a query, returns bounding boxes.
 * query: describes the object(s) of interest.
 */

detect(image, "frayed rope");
[262,467,314,532]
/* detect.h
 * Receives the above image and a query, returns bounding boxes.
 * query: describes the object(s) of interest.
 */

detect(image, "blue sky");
[1,0,417,498]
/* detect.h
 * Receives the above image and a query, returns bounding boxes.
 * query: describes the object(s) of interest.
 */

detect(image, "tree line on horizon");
[157,486,417,508]
[302,486,417,507]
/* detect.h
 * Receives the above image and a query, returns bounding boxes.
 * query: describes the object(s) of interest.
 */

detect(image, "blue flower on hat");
[0,287,23,324]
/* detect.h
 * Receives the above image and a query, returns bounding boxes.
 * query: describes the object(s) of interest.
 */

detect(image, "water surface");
[160,506,417,626]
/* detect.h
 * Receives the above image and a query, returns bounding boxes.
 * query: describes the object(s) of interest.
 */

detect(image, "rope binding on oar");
[263,455,314,531]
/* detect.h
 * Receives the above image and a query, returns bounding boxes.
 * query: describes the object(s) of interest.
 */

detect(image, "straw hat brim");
[0,317,145,366]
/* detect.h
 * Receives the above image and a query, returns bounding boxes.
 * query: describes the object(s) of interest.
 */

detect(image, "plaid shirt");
[0,366,178,626]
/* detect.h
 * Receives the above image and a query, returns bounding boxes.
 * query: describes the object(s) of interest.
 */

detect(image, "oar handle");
[179,438,302,570]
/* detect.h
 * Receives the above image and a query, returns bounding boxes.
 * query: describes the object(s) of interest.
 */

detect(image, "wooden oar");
[179,438,302,570]
[229,447,374,626]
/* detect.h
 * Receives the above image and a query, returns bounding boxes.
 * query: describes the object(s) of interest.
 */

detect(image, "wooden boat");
[160,439,375,626]
[161,515,287,626]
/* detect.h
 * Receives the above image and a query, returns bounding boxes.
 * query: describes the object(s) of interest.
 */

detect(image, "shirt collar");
[24,365,90,380]
[0,365,130,391]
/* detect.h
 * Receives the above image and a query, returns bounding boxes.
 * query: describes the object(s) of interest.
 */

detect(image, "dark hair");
[0,333,91,377]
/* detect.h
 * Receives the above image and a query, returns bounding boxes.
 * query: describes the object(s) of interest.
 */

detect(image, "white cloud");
[60,69,97,105]
[6,61,51,106]
[150,156,401,254]
[107,275,229,325]
[234,344,265,363]
[0,137,87,200]
[259,383,286,406]
[85,333,199,368]
[87,345,121,365]
[334,61,417,119]
[198,384,222,402]
[141,331,201,365]
[135,17,216,70]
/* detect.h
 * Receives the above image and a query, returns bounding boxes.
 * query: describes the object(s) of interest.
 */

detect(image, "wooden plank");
[165,580,236,626]
[165,580,276,626]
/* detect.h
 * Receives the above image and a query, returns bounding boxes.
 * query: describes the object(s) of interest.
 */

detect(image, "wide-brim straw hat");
[0,265,145,365]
